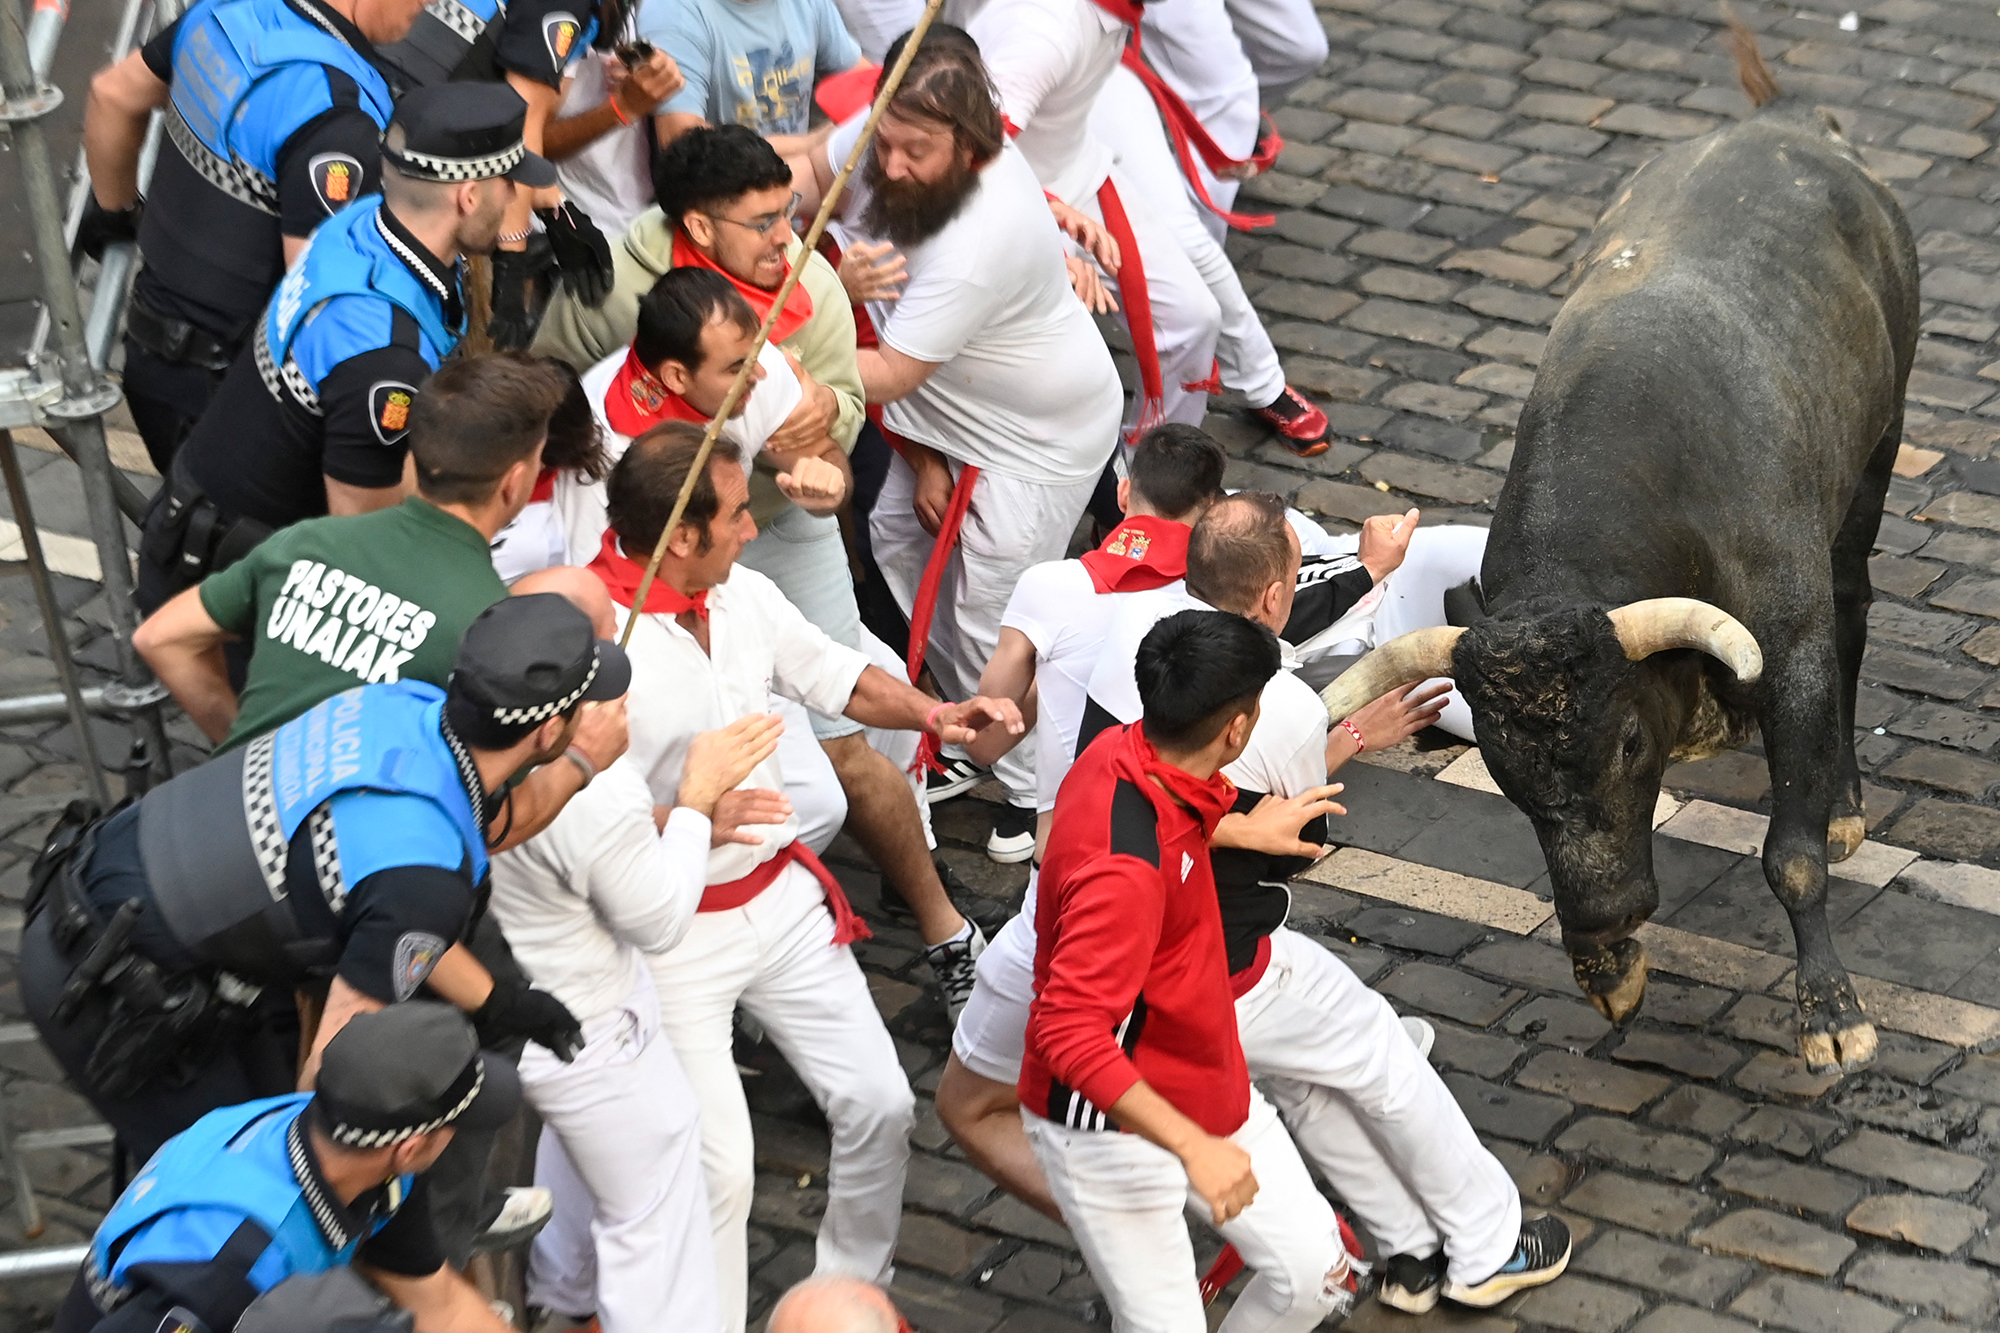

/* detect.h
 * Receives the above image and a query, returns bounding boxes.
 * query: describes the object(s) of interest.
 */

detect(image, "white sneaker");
[1402,1016,1436,1061]
[472,1186,554,1254]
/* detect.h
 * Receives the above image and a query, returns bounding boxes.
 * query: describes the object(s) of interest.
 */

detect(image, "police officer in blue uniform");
[51,1002,520,1333]
[79,0,426,473]
[19,593,628,1166]
[134,81,556,612]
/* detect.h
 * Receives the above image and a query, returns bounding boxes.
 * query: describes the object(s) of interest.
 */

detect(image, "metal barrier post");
[0,0,172,791]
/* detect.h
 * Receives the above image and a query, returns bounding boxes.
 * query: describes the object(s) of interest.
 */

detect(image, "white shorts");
[950,908,1039,1084]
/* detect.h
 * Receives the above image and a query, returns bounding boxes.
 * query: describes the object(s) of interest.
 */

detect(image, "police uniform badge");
[392,931,448,1001]
[308,152,363,215]
[543,12,581,68]
[156,1307,210,1333]
[370,381,418,445]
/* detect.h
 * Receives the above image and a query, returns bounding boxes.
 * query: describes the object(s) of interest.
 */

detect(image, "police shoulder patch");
[157,1306,212,1333]
[392,931,449,1001]
[542,11,581,68]
[369,381,418,445]
[308,152,364,215]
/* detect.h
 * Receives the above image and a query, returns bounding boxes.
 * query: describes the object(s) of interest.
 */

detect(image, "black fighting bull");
[1320,29,1919,1075]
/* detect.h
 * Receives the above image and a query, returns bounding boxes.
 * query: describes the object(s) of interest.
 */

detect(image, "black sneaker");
[986,803,1036,864]
[925,920,987,1021]
[926,756,988,804]
[1380,1251,1446,1314]
[1441,1214,1571,1307]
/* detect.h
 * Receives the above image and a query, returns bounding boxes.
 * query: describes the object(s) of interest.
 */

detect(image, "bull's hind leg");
[1760,638,1877,1074]
[1826,418,1900,861]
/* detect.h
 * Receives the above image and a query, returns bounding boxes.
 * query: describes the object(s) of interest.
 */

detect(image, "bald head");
[1186,491,1297,618]
[767,1276,900,1333]
[512,564,617,640]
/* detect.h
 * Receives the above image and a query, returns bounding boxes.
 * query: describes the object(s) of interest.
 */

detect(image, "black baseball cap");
[314,1003,518,1148]
[451,592,631,729]
[380,83,557,189]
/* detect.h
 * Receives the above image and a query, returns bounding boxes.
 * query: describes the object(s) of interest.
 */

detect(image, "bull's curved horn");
[1319,626,1466,722]
[1606,598,1763,684]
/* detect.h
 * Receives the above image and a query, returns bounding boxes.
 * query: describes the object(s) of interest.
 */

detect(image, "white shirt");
[999,557,1179,811]
[1085,585,1331,799]
[946,0,1124,205]
[489,758,713,1020]
[830,122,1121,485]
[489,497,570,584]
[616,563,870,883]
[554,52,658,238]
[556,340,803,566]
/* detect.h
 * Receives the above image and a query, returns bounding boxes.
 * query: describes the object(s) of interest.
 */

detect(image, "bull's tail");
[1727,14,1782,107]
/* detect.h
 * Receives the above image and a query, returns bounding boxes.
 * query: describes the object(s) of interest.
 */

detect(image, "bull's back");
[1487,104,1918,605]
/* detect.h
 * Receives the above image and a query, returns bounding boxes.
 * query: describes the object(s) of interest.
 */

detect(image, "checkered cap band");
[489,652,598,726]
[323,1057,485,1149]
[384,140,526,183]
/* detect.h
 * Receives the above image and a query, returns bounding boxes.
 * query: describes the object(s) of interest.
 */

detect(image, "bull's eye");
[1622,728,1645,763]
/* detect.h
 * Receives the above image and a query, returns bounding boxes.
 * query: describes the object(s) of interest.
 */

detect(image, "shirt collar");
[376,206,465,328]
[287,1110,393,1252]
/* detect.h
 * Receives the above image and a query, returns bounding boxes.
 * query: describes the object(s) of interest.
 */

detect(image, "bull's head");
[1321,598,1761,1024]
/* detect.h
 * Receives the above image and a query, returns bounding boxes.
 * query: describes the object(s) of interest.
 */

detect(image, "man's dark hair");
[605,422,746,556]
[1129,424,1227,519]
[1136,610,1280,749]
[879,24,1004,162]
[633,268,756,374]
[542,358,614,482]
[409,353,570,506]
[1186,491,1293,613]
[654,124,793,224]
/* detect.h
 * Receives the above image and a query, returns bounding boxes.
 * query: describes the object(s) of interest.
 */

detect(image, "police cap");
[315,1002,518,1149]
[380,83,557,189]
[451,592,632,729]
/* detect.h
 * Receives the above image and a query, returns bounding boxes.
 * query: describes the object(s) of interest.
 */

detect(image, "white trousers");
[1090,65,1285,409]
[871,455,1100,809]
[1226,0,1328,99]
[650,863,915,1333]
[521,968,719,1333]
[1243,928,1520,1283]
[1024,1090,1347,1333]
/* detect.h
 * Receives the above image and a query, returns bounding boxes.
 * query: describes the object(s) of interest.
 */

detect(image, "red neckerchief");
[529,466,557,504]
[587,529,709,619]
[603,347,709,438]
[1086,0,1144,27]
[1126,721,1236,837]
[1077,514,1190,593]
[671,227,812,344]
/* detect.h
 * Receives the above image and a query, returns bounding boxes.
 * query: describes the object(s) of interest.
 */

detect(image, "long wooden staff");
[617,0,946,646]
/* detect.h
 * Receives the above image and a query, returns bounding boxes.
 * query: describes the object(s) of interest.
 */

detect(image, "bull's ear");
[1444,577,1487,627]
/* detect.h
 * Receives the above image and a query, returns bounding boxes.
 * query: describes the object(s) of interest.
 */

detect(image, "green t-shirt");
[200,498,507,752]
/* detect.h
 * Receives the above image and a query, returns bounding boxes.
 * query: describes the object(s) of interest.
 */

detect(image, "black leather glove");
[485,246,545,350]
[474,981,584,1061]
[536,201,615,308]
[73,194,142,265]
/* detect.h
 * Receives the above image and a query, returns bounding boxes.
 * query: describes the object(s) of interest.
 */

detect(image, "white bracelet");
[563,745,598,786]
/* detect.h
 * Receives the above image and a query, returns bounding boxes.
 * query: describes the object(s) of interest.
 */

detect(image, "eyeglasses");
[706,192,801,236]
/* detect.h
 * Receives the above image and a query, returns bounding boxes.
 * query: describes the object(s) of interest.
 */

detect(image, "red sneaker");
[1253,385,1330,456]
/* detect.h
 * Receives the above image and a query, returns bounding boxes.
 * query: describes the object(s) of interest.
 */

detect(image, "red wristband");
[1338,719,1365,753]
[610,96,632,126]
[925,701,951,735]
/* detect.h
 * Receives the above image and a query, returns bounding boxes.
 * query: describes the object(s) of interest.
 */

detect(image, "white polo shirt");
[489,758,713,1020]
[1084,585,1331,801]
[830,121,1121,486]
[946,0,1124,205]
[614,563,871,884]
[998,557,1181,812]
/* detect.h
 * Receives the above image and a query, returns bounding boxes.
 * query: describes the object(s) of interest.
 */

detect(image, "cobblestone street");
[18,0,2000,1328]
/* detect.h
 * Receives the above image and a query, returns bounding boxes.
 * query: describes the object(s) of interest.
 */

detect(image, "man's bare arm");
[132,589,240,742]
[964,628,1036,767]
[1104,1080,1258,1226]
[85,53,167,210]
[857,344,938,403]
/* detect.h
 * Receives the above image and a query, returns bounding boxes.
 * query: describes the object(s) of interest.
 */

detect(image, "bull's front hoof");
[1799,1020,1877,1075]
[1827,814,1866,864]
[1573,938,1649,1025]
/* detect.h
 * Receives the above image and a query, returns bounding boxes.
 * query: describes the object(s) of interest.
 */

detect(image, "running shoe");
[1441,1214,1572,1307]
[926,756,988,804]
[1379,1251,1446,1314]
[1253,386,1331,456]
[926,919,988,1021]
[986,803,1037,864]
[1401,1015,1436,1060]
[471,1185,554,1254]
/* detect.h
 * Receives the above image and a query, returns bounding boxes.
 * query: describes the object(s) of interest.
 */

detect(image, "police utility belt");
[145,456,274,591]
[29,803,265,1102]
[124,292,242,374]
